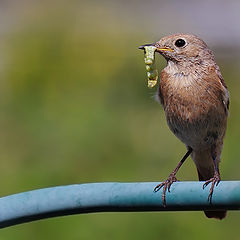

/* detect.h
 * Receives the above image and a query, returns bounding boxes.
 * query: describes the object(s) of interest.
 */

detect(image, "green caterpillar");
[143,46,158,88]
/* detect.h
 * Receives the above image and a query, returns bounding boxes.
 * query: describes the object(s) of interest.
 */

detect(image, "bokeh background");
[1,0,240,239]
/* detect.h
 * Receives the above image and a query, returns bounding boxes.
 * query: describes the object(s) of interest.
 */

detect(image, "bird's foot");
[154,173,178,207]
[203,172,221,203]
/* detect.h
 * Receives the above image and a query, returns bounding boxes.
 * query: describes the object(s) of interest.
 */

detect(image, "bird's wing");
[206,65,229,115]
[214,65,230,115]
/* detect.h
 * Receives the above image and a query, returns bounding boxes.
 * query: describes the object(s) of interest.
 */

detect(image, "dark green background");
[0,1,240,239]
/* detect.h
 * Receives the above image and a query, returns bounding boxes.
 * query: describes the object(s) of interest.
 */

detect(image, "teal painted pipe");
[0,181,239,228]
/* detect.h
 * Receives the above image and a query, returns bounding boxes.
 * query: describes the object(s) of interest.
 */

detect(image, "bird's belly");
[165,107,226,150]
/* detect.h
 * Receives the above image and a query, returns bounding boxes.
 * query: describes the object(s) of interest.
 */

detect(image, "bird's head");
[140,34,214,63]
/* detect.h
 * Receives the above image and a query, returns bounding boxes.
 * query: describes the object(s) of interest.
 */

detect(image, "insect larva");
[143,46,158,88]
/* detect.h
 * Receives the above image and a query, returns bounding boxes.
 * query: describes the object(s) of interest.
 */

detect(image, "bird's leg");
[203,151,221,203]
[154,147,192,207]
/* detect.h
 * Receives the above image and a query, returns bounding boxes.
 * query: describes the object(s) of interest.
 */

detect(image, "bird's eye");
[175,39,186,48]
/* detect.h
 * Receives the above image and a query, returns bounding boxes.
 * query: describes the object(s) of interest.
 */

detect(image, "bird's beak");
[156,47,174,52]
[138,43,154,50]
[139,43,174,52]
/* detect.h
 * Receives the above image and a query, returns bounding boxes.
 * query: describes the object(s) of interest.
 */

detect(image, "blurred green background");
[0,0,240,239]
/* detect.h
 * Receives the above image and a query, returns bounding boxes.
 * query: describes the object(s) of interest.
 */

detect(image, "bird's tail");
[192,150,227,220]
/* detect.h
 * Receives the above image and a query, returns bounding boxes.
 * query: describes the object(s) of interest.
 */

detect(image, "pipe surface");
[0,181,239,228]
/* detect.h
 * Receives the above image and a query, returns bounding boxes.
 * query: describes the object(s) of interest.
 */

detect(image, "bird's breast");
[158,67,227,150]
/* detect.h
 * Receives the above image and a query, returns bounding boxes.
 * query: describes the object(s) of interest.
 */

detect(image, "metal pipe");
[0,181,239,228]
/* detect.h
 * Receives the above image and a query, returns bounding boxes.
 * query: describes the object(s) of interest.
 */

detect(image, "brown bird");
[141,34,229,219]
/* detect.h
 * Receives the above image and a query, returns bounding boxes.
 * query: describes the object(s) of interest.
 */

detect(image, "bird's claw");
[154,174,178,207]
[203,172,221,203]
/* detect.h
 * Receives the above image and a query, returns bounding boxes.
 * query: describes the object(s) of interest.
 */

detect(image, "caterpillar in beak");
[140,46,158,88]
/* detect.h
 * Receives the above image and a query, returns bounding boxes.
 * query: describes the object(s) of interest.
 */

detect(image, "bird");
[140,34,229,219]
